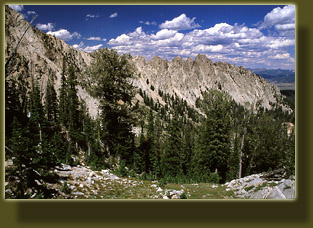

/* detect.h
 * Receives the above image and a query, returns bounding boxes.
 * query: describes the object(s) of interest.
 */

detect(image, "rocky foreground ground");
[224,169,295,199]
[5,160,295,199]
[53,165,296,200]
[53,164,186,199]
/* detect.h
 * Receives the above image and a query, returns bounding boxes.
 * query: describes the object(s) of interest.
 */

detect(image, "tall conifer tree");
[86,48,136,166]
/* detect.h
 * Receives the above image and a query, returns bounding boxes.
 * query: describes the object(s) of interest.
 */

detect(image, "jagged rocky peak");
[5,5,288,114]
[148,56,169,70]
[194,53,213,66]
[132,53,286,110]
[133,55,147,68]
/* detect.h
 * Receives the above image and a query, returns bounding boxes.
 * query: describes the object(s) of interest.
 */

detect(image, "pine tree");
[7,80,59,198]
[147,109,160,178]
[45,70,58,123]
[86,48,136,167]
[161,111,183,177]
[135,122,146,173]
[193,90,232,182]
[58,59,68,127]
[192,118,211,180]
[58,61,82,157]
[181,122,194,176]
[153,115,163,177]
[67,64,81,137]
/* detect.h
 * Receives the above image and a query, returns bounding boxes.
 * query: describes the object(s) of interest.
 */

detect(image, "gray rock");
[267,186,286,199]
[225,170,295,200]
[283,186,295,199]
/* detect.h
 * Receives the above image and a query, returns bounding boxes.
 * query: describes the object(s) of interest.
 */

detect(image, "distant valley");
[250,68,295,91]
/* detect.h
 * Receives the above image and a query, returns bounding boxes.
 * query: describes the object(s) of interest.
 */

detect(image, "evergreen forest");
[5,48,295,199]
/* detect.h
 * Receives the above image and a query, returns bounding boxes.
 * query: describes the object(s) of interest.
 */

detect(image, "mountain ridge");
[5,5,289,116]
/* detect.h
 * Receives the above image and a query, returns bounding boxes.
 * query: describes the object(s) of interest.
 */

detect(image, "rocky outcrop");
[131,54,284,110]
[5,6,99,117]
[224,170,295,199]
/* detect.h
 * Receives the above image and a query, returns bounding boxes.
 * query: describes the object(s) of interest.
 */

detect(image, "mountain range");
[5,5,290,117]
[4,5,295,200]
[249,68,295,90]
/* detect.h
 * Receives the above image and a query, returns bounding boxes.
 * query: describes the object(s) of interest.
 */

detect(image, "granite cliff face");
[5,6,99,117]
[5,6,287,117]
[131,54,283,110]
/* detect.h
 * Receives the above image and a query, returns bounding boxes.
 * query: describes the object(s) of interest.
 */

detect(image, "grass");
[165,182,237,199]
[253,182,279,193]
[61,173,238,199]
[5,165,237,199]
[244,185,255,192]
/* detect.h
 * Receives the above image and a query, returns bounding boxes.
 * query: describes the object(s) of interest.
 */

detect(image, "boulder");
[267,186,286,199]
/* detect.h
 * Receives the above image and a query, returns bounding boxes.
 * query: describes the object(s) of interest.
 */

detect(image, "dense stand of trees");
[5,48,295,198]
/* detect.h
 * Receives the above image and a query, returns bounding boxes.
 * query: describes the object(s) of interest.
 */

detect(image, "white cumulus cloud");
[36,23,54,31]
[159,13,201,31]
[152,29,177,40]
[47,29,81,41]
[139,20,157,26]
[109,12,118,18]
[27,11,37,15]
[108,8,295,69]
[275,23,295,30]
[269,53,291,59]
[86,14,100,20]
[193,44,224,53]
[260,5,295,31]
[72,41,103,53]
[86,36,106,41]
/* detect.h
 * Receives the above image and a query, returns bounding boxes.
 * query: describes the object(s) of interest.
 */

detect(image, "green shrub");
[61,180,71,194]
[115,160,128,177]
[158,178,167,188]
[128,169,136,178]
[180,192,188,199]
[208,173,221,184]
[244,186,254,192]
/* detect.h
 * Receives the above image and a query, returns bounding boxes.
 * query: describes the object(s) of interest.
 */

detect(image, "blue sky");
[9,5,295,70]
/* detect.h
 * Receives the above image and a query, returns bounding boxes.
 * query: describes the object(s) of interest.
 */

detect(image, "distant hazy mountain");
[249,68,295,90]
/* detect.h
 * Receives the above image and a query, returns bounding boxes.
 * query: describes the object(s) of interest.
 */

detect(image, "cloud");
[8,5,24,12]
[152,29,177,40]
[47,29,81,41]
[86,14,97,18]
[275,23,295,30]
[260,5,295,31]
[109,12,118,18]
[159,13,201,31]
[72,41,103,53]
[86,14,100,20]
[27,11,37,16]
[265,37,295,49]
[193,44,224,53]
[87,36,106,41]
[139,20,157,26]
[269,53,291,59]
[108,9,295,69]
[108,34,131,46]
[36,23,54,31]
